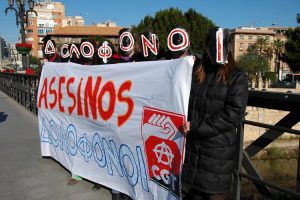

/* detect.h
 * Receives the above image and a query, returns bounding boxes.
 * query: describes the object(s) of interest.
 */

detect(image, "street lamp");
[5,0,37,69]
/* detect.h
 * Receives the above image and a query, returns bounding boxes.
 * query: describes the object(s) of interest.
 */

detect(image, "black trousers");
[184,188,226,200]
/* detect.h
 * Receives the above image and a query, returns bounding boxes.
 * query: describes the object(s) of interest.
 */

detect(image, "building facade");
[232,26,289,79]
[25,1,84,59]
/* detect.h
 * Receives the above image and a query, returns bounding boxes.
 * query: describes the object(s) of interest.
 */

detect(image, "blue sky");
[0,0,299,44]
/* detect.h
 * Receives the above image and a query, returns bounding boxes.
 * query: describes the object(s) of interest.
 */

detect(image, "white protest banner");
[37,56,194,200]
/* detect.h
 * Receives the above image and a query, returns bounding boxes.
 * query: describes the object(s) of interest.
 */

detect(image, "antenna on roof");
[275,9,279,27]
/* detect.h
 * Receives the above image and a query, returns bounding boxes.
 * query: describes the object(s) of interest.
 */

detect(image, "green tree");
[273,39,285,60]
[29,55,41,66]
[133,7,215,54]
[237,53,270,76]
[284,27,300,72]
[184,8,215,54]
[273,39,285,77]
[264,45,273,62]
[29,55,42,74]
[253,37,270,56]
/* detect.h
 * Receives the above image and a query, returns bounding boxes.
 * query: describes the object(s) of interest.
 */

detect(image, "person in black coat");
[181,27,248,200]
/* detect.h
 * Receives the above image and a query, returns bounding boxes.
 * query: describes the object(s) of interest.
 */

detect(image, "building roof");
[47,26,123,37]
[233,27,275,35]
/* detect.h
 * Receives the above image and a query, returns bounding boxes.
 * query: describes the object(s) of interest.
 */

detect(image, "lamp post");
[5,0,37,69]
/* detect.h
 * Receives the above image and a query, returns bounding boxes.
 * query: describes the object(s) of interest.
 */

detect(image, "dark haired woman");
[181,27,248,200]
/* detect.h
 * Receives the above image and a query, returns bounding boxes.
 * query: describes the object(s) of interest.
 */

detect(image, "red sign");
[142,107,185,197]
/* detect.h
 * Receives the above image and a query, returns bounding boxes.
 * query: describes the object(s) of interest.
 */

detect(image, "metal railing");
[0,72,39,114]
[233,91,300,200]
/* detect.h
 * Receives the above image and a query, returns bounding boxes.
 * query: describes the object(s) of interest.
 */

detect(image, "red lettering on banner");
[67,77,76,115]
[98,81,116,121]
[38,77,48,109]
[117,81,134,127]
[77,78,83,116]
[49,77,57,109]
[39,75,134,127]
[58,76,66,113]
[84,76,102,120]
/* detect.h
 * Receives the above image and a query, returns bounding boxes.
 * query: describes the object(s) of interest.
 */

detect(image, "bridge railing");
[233,91,300,200]
[0,72,39,115]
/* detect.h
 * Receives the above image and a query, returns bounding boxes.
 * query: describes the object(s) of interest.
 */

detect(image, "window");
[28,21,33,26]
[26,29,33,33]
[248,35,253,40]
[239,43,244,50]
[240,34,244,39]
[257,35,262,39]
[46,28,53,34]
[265,36,270,39]
[248,43,252,48]
[26,37,33,41]
[38,28,45,35]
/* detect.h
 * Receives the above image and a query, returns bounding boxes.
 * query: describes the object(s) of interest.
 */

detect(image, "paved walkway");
[0,91,111,200]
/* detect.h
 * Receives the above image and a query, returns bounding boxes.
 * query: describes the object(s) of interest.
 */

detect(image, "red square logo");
[141,107,185,197]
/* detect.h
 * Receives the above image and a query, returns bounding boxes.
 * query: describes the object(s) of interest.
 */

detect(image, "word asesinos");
[44,28,189,61]
[38,75,134,127]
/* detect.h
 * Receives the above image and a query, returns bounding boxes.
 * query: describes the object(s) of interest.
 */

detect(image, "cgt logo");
[141,107,185,197]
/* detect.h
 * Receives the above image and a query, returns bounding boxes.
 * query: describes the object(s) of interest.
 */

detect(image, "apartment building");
[25,1,84,59]
[232,26,289,76]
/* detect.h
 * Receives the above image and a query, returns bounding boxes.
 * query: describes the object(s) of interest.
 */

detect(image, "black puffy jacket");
[182,64,248,194]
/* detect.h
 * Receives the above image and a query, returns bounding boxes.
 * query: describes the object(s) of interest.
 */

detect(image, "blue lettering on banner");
[93,133,106,167]
[40,116,149,191]
[103,139,124,176]
[78,133,92,162]
[68,124,77,156]
[50,120,59,147]
[120,144,138,186]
